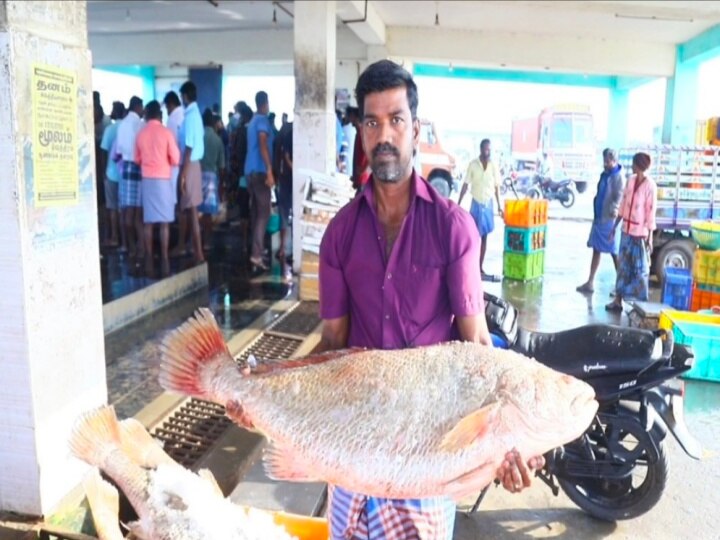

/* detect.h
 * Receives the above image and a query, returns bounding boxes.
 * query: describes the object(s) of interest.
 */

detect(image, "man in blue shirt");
[244,90,274,272]
[174,81,205,265]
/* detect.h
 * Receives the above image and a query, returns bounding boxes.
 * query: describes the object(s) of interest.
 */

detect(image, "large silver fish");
[159,308,598,501]
[69,405,301,540]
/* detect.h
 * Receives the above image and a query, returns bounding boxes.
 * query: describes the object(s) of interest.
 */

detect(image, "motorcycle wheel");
[527,187,542,200]
[558,416,668,521]
[560,188,576,208]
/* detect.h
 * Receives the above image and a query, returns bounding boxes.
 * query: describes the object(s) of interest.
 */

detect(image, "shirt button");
[385,314,390,320]
[387,273,392,280]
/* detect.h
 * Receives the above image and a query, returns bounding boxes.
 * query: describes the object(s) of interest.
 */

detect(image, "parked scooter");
[478,293,702,521]
[527,175,577,208]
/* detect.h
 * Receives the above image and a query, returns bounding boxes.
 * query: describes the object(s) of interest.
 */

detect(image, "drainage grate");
[235,332,304,365]
[269,301,320,337]
[152,399,232,468]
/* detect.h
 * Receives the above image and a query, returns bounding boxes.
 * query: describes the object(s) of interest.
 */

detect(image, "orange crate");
[691,284,720,311]
[504,199,548,228]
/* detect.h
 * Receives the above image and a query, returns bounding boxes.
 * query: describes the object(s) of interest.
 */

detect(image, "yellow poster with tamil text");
[31,64,78,207]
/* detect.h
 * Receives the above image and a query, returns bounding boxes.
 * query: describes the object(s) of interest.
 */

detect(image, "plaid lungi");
[119,161,142,208]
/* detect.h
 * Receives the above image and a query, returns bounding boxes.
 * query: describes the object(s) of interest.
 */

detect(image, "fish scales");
[159,309,599,501]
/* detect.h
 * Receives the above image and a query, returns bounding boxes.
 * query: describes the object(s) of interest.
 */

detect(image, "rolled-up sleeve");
[446,209,483,317]
[319,220,350,320]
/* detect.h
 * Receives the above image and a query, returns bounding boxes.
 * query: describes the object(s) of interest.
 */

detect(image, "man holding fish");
[317,60,545,540]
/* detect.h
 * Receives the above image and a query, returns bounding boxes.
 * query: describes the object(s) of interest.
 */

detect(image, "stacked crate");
[299,171,355,300]
[659,309,720,382]
[691,249,720,310]
[503,200,548,281]
[661,267,693,311]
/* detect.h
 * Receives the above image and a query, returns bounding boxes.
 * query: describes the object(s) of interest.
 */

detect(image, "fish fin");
[263,442,318,482]
[443,462,497,502]
[82,469,125,540]
[250,347,365,375]
[69,406,122,467]
[119,418,175,468]
[439,403,500,452]
[158,307,237,401]
[197,468,224,497]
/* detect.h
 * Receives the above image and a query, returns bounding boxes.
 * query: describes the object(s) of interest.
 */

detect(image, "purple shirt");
[319,171,484,349]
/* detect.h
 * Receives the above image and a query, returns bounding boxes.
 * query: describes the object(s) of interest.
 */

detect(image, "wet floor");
[103,220,294,418]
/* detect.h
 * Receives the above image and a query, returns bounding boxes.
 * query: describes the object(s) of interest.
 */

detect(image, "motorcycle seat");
[512,325,662,378]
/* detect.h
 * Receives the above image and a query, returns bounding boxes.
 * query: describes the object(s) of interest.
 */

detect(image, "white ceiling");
[374,1,720,44]
[87,0,296,33]
[88,0,720,45]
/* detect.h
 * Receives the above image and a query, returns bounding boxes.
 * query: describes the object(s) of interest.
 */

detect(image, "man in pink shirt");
[135,100,180,277]
[606,152,657,311]
[317,60,544,540]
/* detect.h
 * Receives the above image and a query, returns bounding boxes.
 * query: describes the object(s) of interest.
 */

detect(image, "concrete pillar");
[662,54,700,144]
[0,0,106,516]
[607,87,629,149]
[292,0,337,273]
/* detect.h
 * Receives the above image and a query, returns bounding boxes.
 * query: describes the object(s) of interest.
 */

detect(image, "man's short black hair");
[145,100,162,120]
[180,81,197,102]
[346,106,360,119]
[128,96,143,111]
[603,147,618,161]
[480,139,491,149]
[202,108,215,127]
[111,101,126,120]
[163,91,181,108]
[240,103,253,123]
[355,60,418,120]
[255,91,269,109]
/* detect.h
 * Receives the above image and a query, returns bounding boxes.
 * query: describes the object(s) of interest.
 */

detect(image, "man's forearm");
[260,142,272,172]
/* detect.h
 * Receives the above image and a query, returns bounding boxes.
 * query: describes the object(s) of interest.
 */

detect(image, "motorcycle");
[527,175,577,208]
[500,169,535,199]
[476,293,702,521]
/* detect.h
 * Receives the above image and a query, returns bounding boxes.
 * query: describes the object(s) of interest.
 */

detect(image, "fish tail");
[119,418,176,469]
[158,307,237,402]
[69,406,122,468]
[82,469,126,540]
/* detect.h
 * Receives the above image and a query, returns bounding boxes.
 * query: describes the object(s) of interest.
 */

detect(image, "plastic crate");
[504,199,548,228]
[659,309,720,332]
[690,283,720,311]
[692,249,720,287]
[671,320,720,382]
[504,226,547,253]
[503,251,545,281]
[661,267,693,311]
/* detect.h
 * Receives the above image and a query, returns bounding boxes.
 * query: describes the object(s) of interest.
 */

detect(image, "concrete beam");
[337,0,386,46]
[89,27,367,66]
[679,23,720,65]
[386,26,676,78]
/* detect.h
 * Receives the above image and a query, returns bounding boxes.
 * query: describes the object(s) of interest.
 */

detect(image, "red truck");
[511,104,596,193]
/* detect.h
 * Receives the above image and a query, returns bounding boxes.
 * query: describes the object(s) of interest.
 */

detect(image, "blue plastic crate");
[672,320,720,382]
[504,226,547,253]
[662,267,693,311]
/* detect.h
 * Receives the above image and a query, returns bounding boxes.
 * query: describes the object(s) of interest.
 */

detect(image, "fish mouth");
[571,390,599,415]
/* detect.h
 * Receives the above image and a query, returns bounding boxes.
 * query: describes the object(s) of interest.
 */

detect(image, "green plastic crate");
[503,251,545,281]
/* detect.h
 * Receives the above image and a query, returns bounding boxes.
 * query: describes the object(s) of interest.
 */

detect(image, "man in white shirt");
[163,91,185,206]
[116,95,145,259]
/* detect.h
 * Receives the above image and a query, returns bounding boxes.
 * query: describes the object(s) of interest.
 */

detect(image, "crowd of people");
[93,85,300,279]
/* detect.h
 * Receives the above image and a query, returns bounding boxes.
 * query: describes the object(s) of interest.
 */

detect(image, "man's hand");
[265,170,275,189]
[179,169,187,195]
[496,449,545,493]
[647,233,653,255]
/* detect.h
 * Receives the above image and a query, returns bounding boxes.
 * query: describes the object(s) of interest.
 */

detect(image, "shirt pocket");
[398,263,448,340]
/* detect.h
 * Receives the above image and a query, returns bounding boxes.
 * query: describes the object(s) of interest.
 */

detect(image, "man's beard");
[371,142,409,183]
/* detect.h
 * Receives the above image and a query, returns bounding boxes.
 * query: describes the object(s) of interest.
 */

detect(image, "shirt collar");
[361,169,433,208]
[185,102,198,113]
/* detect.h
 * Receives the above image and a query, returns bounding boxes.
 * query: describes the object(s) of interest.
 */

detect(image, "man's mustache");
[372,143,400,158]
